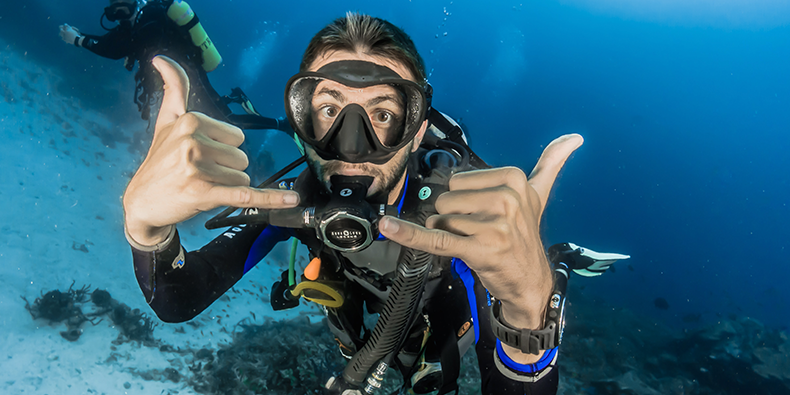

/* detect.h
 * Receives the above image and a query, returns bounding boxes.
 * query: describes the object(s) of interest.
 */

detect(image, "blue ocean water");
[1,0,789,393]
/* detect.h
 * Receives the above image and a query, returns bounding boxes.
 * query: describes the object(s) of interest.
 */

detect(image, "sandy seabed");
[0,41,311,395]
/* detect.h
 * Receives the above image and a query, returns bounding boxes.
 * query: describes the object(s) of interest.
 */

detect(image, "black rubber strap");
[73,36,81,47]
[182,14,200,31]
[427,110,491,169]
[490,299,557,355]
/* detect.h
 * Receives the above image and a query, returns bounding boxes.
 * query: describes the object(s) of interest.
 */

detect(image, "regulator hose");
[342,234,433,389]
[340,167,448,391]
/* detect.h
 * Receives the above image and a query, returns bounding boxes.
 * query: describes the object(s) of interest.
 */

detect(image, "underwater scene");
[1,0,789,394]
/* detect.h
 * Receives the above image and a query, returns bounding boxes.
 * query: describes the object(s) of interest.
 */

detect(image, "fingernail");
[283,192,299,205]
[381,217,399,233]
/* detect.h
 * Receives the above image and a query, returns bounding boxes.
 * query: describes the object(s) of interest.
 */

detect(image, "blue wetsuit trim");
[397,176,409,215]
[453,257,480,344]
[496,340,558,374]
[243,226,291,273]
[376,175,409,241]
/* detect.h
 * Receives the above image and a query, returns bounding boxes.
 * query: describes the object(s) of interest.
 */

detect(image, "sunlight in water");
[559,0,790,28]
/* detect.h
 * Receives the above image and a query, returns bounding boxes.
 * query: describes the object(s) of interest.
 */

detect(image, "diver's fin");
[223,87,261,116]
[548,242,630,277]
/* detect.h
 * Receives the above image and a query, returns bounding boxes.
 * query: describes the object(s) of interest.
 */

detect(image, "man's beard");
[306,145,412,203]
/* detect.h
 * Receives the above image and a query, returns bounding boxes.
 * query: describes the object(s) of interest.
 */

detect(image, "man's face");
[303,50,427,204]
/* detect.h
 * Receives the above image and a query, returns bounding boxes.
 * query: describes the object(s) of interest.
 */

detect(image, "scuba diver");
[59,0,287,133]
[121,13,629,395]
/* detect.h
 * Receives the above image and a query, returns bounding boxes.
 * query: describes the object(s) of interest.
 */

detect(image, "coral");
[555,288,790,395]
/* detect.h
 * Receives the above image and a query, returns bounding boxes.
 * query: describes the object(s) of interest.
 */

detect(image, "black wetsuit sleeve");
[79,29,131,60]
[226,114,290,132]
[453,259,559,395]
[130,223,289,323]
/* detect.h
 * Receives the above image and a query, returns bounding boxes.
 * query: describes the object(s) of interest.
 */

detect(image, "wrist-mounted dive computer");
[490,262,568,355]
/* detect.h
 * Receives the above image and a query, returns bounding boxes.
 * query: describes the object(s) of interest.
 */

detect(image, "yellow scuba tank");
[166,0,222,72]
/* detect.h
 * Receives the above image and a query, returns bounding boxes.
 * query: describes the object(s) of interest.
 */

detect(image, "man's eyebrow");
[367,94,404,107]
[315,87,345,103]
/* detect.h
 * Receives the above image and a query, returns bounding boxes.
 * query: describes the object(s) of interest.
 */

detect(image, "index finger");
[379,216,468,258]
[205,185,300,210]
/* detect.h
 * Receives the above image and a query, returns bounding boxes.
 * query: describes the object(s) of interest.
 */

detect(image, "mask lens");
[105,4,132,22]
[287,76,320,141]
[284,60,428,164]
[288,77,420,148]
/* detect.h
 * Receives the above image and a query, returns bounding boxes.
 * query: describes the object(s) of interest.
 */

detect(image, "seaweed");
[186,317,483,395]
[189,318,345,395]
[22,281,91,323]
[23,283,157,345]
[110,303,157,344]
[22,282,101,342]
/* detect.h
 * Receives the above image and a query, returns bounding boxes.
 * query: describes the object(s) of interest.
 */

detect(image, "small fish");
[653,297,670,310]
[628,264,634,272]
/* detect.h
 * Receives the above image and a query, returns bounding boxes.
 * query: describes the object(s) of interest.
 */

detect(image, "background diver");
[121,12,629,395]
[58,0,288,133]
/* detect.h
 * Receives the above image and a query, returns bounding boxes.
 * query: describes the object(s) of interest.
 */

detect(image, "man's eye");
[320,106,338,118]
[373,111,392,123]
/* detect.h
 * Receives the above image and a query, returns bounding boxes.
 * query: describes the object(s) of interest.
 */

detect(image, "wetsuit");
[128,155,561,394]
[77,0,281,131]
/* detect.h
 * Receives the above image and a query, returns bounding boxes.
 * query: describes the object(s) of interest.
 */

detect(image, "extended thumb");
[529,133,584,209]
[152,55,190,133]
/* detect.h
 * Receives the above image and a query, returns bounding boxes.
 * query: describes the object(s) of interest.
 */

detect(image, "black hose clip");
[270,270,299,311]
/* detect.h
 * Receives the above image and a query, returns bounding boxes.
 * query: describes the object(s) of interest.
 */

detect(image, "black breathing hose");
[341,165,453,391]
[342,229,434,389]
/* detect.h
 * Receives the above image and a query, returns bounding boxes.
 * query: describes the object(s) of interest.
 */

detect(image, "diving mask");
[104,1,137,22]
[285,60,430,165]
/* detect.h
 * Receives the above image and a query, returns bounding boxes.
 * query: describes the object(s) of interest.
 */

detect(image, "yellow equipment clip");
[290,281,344,308]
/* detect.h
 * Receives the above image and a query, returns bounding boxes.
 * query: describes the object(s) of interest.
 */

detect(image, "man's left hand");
[380,133,583,360]
[59,24,80,45]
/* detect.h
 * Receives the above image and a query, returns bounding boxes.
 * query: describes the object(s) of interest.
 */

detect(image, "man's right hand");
[122,56,300,246]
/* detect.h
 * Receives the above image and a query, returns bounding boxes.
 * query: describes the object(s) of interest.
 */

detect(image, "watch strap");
[490,299,558,355]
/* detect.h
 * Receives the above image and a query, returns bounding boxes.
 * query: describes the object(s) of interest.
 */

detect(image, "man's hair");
[301,12,427,87]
